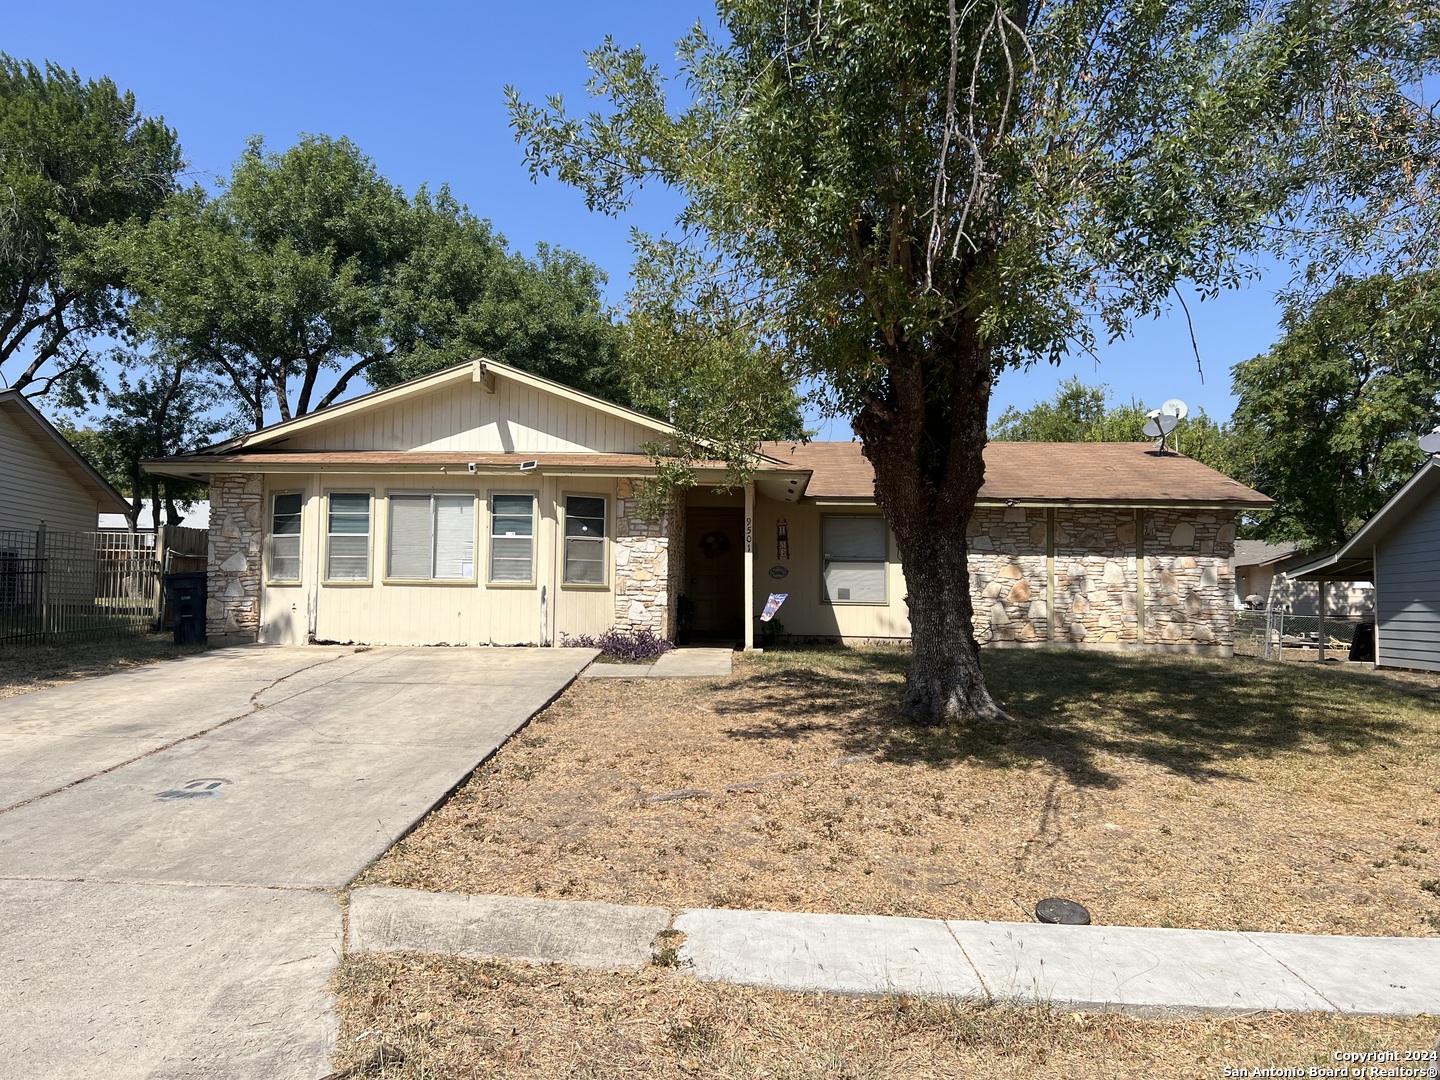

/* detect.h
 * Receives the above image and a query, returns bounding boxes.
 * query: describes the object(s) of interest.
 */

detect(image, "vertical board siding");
[0,411,103,533]
[1377,491,1440,671]
[264,472,621,646]
[281,381,658,454]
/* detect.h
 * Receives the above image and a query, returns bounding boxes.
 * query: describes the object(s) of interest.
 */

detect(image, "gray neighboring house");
[1289,456,1440,672]
[1233,539,1373,616]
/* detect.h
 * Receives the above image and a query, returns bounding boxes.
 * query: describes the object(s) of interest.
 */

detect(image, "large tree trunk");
[855,329,1007,725]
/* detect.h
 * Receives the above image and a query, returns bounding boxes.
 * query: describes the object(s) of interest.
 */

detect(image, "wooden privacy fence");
[0,523,205,645]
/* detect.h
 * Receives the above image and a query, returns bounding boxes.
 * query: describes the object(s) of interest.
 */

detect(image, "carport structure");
[1288,456,1440,672]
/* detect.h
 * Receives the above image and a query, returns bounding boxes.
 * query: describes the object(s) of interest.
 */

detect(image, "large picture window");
[821,516,888,603]
[489,493,536,584]
[563,495,607,585]
[325,493,371,581]
[269,492,303,583]
[387,494,475,581]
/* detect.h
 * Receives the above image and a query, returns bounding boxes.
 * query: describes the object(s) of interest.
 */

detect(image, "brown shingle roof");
[760,441,1271,506]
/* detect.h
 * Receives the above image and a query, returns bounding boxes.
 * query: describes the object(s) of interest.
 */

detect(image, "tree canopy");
[1230,272,1440,550]
[991,377,1234,473]
[60,352,232,528]
[0,56,181,403]
[97,135,626,429]
[510,0,1440,723]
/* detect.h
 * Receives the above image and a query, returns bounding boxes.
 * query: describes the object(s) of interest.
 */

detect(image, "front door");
[686,508,743,640]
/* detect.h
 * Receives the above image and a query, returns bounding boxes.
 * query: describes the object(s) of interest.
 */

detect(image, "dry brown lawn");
[0,635,206,698]
[361,648,1440,937]
[328,954,1439,1080]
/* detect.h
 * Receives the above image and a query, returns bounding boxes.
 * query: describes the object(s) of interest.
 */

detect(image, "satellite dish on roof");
[1162,398,1189,420]
[1420,428,1440,455]
[1142,413,1179,438]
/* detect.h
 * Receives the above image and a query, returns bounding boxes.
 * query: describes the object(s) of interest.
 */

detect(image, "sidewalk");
[348,887,1440,1017]
[579,647,733,679]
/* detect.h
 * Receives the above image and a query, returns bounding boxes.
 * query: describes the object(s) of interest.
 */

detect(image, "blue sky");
[8,0,1290,440]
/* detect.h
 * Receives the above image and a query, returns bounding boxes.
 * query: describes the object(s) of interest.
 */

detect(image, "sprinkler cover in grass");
[1035,897,1091,924]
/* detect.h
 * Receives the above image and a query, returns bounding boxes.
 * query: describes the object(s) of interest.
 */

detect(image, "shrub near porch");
[361,649,1440,937]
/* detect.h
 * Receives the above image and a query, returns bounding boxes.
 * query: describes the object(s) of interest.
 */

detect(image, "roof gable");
[0,391,131,517]
[214,360,676,456]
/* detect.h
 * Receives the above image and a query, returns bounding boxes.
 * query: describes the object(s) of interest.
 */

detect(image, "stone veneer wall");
[1142,509,1235,646]
[613,478,674,637]
[967,505,1237,651]
[1053,509,1141,645]
[207,473,263,641]
[967,508,1049,643]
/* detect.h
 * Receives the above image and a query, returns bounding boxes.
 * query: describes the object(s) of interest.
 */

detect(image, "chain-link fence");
[0,526,161,645]
[1233,609,1370,661]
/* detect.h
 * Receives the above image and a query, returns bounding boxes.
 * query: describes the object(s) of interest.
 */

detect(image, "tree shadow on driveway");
[715,647,1437,789]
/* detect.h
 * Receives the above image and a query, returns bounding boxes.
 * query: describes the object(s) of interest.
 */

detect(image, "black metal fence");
[0,526,161,645]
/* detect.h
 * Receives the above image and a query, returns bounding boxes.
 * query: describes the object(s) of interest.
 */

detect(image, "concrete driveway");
[0,644,594,1079]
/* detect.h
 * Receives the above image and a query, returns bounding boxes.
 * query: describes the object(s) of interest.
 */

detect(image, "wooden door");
[687,508,743,639]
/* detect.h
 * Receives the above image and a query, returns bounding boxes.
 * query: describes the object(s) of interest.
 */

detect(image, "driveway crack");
[0,652,354,817]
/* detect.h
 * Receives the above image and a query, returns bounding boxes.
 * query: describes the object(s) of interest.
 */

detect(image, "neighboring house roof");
[98,500,210,531]
[1289,456,1440,581]
[760,440,1272,507]
[0,390,131,518]
[1232,539,1299,568]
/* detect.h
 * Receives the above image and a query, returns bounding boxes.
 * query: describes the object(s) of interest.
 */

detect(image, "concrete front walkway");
[580,646,733,679]
[0,645,593,1080]
[348,887,1440,1018]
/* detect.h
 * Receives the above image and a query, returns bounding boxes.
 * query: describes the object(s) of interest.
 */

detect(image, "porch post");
[743,481,755,651]
[1317,579,1326,663]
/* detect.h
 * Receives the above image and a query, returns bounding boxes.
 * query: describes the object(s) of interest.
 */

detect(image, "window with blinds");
[325,493,371,581]
[269,492,303,582]
[563,495,607,585]
[387,494,475,581]
[821,516,888,603]
[489,493,536,584]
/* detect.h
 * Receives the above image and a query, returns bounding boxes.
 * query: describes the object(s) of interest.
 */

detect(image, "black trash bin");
[164,570,208,645]
[1349,622,1375,663]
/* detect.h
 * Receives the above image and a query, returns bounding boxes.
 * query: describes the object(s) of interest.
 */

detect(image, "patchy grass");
[361,648,1440,936]
[0,634,206,698]
[328,954,1438,1079]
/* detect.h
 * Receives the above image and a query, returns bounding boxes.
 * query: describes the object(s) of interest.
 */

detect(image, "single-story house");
[1288,455,1440,672]
[1,389,131,534]
[1233,539,1372,616]
[144,359,1270,654]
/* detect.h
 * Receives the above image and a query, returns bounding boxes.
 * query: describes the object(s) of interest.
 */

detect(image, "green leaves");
[110,137,624,427]
[1231,272,1440,548]
[0,55,182,402]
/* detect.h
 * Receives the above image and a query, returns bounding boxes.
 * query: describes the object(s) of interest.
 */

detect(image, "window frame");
[322,489,374,586]
[485,489,540,589]
[265,489,305,586]
[819,513,890,606]
[382,490,479,586]
[560,491,611,589]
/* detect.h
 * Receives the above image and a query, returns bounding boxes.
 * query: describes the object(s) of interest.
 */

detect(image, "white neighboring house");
[1232,539,1373,617]
[98,501,211,532]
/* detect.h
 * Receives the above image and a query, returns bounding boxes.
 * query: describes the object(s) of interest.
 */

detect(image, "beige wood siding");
[747,496,910,640]
[0,410,103,533]
[260,473,619,646]
[280,380,658,454]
